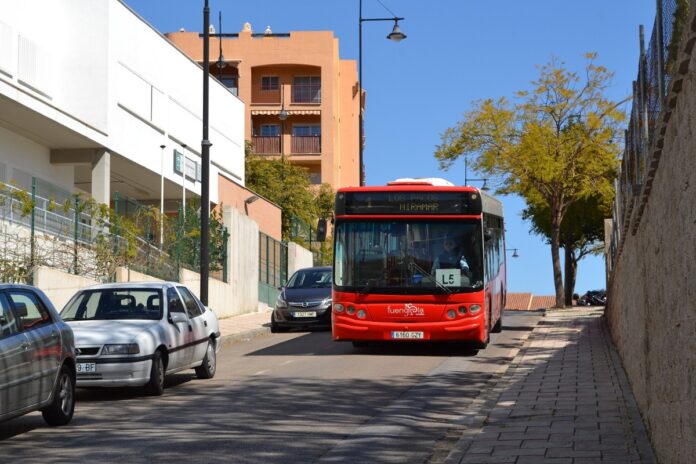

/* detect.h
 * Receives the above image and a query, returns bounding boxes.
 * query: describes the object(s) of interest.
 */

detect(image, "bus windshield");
[334,220,484,294]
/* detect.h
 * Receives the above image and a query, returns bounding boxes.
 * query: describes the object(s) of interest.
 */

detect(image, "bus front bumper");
[332,315,484,342]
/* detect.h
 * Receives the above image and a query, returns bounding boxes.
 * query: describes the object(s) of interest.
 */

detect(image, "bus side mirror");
[484,228,493,242]
[316,218,327,242]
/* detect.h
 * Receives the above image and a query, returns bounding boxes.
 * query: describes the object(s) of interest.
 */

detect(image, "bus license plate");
[76,363,97,373]
[294,311,316,318]
[391,331,424,340]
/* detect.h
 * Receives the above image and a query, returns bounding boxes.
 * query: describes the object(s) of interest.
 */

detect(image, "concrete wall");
[606,10,696,464]
[287,242,314,277]
[33,266,99,311]
[115,267,163,283]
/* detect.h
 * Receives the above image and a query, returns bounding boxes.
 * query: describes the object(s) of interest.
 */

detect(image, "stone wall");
[605,9,696,463]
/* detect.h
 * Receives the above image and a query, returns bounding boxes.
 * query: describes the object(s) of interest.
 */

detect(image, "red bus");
[331,178,506,348]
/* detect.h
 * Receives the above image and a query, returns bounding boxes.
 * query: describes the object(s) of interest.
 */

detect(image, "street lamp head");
[278,109,288,121]
[387,20,406,42]
[216,53,226,69]
[481,179,490,191]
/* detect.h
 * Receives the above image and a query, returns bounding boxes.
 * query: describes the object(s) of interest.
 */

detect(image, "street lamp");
[464,156,490,191]
[201,0,212,305]
[159,143,166,249]
[506,248,520,258]
[358,0,406,186]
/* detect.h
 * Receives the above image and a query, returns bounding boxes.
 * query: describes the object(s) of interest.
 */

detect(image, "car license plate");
[76,362,97,373]
[391,331,424,339]
[294,311,317,318]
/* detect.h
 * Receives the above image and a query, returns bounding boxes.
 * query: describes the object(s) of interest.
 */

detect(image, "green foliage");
[244,144,335,241]
[435,55,624,306]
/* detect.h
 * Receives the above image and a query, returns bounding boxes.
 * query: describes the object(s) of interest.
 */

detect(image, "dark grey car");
[271,266,332,332]
[0,284,76,425]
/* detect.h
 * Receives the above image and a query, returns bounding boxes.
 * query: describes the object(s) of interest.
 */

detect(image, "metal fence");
[608,0,684,272]
[258,232,287,307]
[0,180,228,284]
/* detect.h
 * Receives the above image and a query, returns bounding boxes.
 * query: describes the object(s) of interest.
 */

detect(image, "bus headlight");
[469,304,482,314]
[458,306,467,315]
[334,303,344,313]
[357,309,367,319]
[347,305,356,315]
[446,309,456,319]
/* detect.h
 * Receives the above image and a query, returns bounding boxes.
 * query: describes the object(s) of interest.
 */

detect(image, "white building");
[0,0,244,210]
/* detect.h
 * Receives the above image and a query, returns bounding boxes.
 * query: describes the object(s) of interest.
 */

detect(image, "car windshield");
[61,289,163,321]
[334,220,484,294]
[286,269,332,289]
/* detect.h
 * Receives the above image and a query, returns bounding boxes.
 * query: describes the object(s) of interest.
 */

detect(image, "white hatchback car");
[60,282,220,395]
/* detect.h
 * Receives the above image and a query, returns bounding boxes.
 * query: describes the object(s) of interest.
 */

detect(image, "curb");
[218,326,271,349]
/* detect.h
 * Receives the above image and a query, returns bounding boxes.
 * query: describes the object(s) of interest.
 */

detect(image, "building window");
[292,125,321,137]
[261,76,279,91]
[221,77,238,96]
[292,76,321,103]
[309,172,321,185]
[260,124,280,137]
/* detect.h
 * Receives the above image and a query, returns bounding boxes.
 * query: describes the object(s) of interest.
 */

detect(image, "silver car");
[61,282,220,396]
[0,284,76,425]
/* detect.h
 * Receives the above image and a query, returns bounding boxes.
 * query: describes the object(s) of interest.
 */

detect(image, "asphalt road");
[0,311,541,463]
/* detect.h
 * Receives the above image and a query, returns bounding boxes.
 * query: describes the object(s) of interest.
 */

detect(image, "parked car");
[271,266,332,332]
[60,282,220,396]
[578,289,606,306]
[0,284,76,425]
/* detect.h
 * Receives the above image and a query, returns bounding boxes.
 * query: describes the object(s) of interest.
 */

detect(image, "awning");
[251,109,321,116]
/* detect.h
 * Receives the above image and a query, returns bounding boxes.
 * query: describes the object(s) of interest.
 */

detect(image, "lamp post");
[180,143,187,220]
[358,0,406,186]
[159,143,166,249]
[464,156,490,191]
[201,0,212,305]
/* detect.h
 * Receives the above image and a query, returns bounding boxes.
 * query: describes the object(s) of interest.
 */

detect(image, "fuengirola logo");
[387,303,425,317]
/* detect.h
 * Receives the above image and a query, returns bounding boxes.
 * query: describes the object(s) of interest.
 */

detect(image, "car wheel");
[195,339,216,379]
[41,364,75,426]
[144,350,165,396]
[270,317,289,333]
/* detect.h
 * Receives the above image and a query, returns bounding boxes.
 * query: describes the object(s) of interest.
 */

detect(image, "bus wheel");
[492,295,503,333]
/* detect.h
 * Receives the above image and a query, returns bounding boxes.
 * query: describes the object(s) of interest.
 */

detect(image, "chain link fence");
[608,0,686,271]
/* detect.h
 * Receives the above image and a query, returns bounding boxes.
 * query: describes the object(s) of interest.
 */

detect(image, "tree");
[435,55,624,307]
[522,193,612,305]
[244,142,335,240]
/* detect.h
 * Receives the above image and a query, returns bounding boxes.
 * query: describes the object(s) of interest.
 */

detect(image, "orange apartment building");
[166,22,360,191]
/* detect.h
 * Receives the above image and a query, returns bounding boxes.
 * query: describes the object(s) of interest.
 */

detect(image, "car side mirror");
[169,312,188,324]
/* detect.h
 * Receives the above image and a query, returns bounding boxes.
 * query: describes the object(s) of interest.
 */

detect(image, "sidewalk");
[216,309,272,347]
[445,308,656,464]
[214,308,656,463]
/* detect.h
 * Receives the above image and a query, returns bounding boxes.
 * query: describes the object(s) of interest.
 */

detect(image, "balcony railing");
[252,136,281,154]
[292,136,321,154]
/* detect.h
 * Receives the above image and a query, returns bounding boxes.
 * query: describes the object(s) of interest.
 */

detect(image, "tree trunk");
[563,245,577,306]
[550,210,564,308]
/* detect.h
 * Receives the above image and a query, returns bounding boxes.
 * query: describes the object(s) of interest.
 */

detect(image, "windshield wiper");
[408,260,452,294]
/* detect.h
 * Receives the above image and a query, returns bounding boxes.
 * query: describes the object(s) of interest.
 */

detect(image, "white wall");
[287,242,313,277]
[33,266,99,312]
[0,0,245,204]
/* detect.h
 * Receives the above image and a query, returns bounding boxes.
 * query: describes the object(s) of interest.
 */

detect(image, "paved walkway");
[214,308,656,463]
[445,308,656,464]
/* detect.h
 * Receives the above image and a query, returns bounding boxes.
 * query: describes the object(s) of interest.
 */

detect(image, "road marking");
[252,369,269,375]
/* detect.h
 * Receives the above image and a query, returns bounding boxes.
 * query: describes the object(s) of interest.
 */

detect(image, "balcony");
[252,136,280,154]
[292,136,321,154]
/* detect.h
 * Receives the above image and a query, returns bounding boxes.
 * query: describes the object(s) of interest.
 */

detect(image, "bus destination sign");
[336,191,482,215]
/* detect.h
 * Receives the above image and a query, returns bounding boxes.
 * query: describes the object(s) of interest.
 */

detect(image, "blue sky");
[123,0,656,296]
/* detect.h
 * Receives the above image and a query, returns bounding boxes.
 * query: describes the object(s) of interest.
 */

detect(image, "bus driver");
[431,234,470,276]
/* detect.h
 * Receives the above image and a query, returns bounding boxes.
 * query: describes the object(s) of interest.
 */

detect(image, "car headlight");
[102,344,140,355]
[275,294,287,309]
[321,297,332,308]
